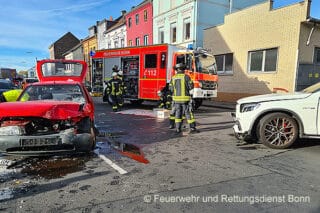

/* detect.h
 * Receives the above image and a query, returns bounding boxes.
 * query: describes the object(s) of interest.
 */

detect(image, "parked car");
[0,59,96,155]
[232,82,320,149]
[0,79,17,102]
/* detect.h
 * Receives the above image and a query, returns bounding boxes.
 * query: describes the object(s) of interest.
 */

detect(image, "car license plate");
[20,137,60,147]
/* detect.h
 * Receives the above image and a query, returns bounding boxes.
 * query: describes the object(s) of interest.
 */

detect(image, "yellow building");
[204,0,320,102]
[82,25,97,82]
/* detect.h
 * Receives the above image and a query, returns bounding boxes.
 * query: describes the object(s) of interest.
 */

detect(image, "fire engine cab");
[91,44,218,109]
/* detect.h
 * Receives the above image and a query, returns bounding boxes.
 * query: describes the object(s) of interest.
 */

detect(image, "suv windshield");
[19,84,85,103]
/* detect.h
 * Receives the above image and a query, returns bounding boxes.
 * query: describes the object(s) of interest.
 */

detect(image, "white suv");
[232,82,320,149]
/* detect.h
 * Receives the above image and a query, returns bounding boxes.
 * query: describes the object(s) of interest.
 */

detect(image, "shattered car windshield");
[18,84,85,103]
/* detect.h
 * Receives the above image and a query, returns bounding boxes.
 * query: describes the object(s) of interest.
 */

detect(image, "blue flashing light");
[187,44,193,50]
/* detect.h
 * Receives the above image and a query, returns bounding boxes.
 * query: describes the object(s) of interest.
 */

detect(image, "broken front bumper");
[231,112,252,141]
[0,129,93,155]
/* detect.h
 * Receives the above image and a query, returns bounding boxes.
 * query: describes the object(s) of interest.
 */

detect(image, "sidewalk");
[202,99,236,110]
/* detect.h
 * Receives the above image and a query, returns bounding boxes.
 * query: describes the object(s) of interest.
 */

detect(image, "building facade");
[104,11,127,49]
[153,0,265,48]
[48,32,80,59]
[63,43,83,60]
[96,18,118,50]
[82,26,97,82]
[204,0,320,102]
[126,0,153,46]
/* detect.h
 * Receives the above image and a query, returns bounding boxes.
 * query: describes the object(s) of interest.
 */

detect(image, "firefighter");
[106,72,124,112]
[169,63,197,134]
[158,84,172,109]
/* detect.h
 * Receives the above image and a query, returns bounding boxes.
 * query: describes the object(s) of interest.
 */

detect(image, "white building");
[97,18,118,50]
[104,11,127,49]
[153,0,265,48]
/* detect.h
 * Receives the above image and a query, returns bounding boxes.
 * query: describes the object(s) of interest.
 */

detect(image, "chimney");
[109,16,113,21]
[121,10,126,16]
[270,0,274,10]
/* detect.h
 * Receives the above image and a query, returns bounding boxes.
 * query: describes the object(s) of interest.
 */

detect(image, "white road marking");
[94,150,128,175]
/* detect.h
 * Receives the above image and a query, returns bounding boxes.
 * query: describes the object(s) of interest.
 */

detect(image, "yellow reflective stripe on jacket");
[171,73,191,102]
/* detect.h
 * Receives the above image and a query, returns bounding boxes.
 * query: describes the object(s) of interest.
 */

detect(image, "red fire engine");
[91,44,218,109]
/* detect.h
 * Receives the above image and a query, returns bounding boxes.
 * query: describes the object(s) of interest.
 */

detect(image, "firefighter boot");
[188,122,198,134]
[169,119,175,129]
[175,122,183,134]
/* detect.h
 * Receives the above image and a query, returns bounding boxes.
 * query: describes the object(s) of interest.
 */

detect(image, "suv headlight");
[240,103,260,113]
[0,126,26,136]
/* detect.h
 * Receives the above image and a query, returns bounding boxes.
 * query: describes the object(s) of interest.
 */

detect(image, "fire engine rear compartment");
[103,56,140,100]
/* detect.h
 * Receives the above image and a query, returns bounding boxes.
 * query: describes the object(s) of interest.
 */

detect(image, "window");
[145,54,157,68]
[314,47,320,64]
[108,42,111,49]
[120,38,125,47]
[128,40,133,47]
[248,48,278,72]
[159,27,165,44]
[128,18,132,28]
[136,37,140,46]
[144,10,148,21]
[135,14,139,25]
[183,18,191,40]
[215,53,233,75]
[170,22,177,43]
[160,52,167,69]
[144,35,149,46]
[114,40,118,48]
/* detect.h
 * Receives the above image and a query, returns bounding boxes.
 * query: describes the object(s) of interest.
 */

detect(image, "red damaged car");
[0,59,96,155]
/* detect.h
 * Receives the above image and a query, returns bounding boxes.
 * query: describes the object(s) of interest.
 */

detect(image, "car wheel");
[259,113,298,149]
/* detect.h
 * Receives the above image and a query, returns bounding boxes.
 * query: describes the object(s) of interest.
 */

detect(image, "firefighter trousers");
[174,102,196,131]
[110,95,122,111]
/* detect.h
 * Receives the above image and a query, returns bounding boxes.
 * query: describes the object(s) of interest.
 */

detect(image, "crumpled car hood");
[237,92,311,104]
[0,101,83,120]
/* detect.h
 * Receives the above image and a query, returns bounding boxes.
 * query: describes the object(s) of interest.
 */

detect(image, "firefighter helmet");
[112,65,119,71]
[174,63,186,71]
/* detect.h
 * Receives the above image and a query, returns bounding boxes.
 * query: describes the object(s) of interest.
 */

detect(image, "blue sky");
[0,0,319,71]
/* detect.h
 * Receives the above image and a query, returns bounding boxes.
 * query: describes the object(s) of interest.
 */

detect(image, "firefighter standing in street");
[169,63,197,133]
[106,72,124,112]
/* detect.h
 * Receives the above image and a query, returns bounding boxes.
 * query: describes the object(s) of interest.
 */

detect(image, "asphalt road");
[0,97,319,213]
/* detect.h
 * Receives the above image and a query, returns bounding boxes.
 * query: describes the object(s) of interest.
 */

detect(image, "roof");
[126,0,151,16]
[48,32,79,48]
